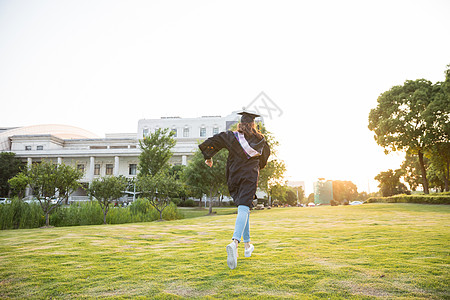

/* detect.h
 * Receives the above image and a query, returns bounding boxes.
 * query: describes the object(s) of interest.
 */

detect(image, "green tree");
[400,152,428,191]
[87,176,127,224]
[374,169,408,197]
[138,128,176,177]
[369,79,440,194]
[0,152,24,197]
[183,148,228,213]
[22,161,82,226]
[426,142,450,191]
[332,180,358,204]
[7,173,29,199]
[270,183,288,204]
[138,171,180,220]
[307,193,315,204]
[285,189,298,206]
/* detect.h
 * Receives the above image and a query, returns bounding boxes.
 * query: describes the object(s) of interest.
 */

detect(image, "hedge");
[367,193,450,205]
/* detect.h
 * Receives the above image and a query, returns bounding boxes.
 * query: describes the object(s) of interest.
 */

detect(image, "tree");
[0,152,24,197]
[400,152,428,191]
[332,180,358,204]
[20,161,82,227]
[56,163,85,205]
[270,183,288,204]
[285,189,298,206]
[138,171,180,220]
[369,79,439,194]
[307,193,315,204]
[183,148,228,213]
[87,176,127,224]
[138,128,176,177]
[7,173,29,199]
[426,142,450,191]
[374,169,408,197]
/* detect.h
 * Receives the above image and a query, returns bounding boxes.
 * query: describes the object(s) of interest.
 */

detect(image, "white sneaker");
[226,242,238,269]
[244,244,254,257]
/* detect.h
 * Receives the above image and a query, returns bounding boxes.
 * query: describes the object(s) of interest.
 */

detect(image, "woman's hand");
[205,158,213,168]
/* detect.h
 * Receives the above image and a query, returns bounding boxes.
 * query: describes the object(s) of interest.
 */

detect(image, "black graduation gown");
[198,131,271,208]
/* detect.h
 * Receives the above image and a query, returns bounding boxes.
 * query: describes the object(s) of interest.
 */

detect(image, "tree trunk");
[418,150,429,194]
[209,189,213,215]
[445,161,449,192]
[103,211,107,224]
[159,210,163,220]
[46,212,50,227]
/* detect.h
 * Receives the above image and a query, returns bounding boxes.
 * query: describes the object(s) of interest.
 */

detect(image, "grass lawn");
[179,207,238,219]
[0,204,448,299]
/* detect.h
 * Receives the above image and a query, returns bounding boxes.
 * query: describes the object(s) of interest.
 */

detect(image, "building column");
[26,158,32,197]
[114,156,120,176]
[89,156,95,183]
[57,157,62,165]
[182,155,187,166]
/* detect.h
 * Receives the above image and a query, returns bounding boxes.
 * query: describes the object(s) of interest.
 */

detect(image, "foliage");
[332,180,358,204]
[374,169,408,197]
[285,189,298,206]
[426,142,450,191]
[368,66,450,194]
[0,152,24,197]
[7,173,29,199]
[367,193,450,205]
[0,198,44,230]
[307,193,315,203]
[138,171,181,220]
[270,183,288,203]
[182,148,228,213]
[17,161,83,226]
[87,176,127,224]
[138,128,176,177]
[1,199,183,229]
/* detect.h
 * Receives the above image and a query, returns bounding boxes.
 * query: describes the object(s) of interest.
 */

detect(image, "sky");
[1,0,449,194]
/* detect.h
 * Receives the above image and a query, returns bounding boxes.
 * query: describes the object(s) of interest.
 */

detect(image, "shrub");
[367,193,450,205]
[182,199,195,207]
[0,198,44,230]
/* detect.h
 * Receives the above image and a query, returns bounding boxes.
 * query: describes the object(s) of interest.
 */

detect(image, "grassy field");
[0,204,448,299]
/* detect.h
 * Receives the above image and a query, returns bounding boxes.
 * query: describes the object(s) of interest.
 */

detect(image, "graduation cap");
[237,110,261,123]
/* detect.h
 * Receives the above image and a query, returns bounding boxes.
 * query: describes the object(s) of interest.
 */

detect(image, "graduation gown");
[198,131,271,208]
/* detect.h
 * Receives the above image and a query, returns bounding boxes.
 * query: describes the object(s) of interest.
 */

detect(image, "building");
[1,112,246,201]
[313,178,333,205]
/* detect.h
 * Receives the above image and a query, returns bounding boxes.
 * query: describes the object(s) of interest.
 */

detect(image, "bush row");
[366,193,450,205]
[0,198,183,230]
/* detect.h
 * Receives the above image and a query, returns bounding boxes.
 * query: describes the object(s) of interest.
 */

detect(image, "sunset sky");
[1,0,449,194]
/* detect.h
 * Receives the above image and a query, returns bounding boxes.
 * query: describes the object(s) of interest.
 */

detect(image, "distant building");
[313,178,333,205]
[1,112,251,201]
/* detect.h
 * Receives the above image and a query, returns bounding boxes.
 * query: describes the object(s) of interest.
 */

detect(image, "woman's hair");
[237,122,264,140]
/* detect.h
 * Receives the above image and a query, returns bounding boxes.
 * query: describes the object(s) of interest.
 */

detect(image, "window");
[183,127,189,137]
[213,127,219,135]
[171,128,177,137]
[36,145,43,150]
[200,127,206,137]
[106,164,114,175]
[25,146,32,151]
[94,164,101,175]
[129,164,137,175]
[143,127,149,137]
[77,164,85,174]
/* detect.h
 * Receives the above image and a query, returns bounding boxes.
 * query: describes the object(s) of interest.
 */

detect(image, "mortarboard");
[237,110,261,123]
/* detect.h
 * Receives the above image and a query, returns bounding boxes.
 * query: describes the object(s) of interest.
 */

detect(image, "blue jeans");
[232,205,250,243]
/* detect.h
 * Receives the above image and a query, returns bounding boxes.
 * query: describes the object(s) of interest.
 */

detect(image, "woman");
[198,111,271,269]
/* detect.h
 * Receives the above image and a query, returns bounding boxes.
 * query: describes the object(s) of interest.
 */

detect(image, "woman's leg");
[242,213,250,244]
[232,205,250,242]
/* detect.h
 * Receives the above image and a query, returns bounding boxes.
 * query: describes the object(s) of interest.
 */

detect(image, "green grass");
[0,204,449,299]
[179,207,238,219]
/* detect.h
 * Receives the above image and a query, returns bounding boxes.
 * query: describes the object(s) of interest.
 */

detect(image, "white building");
[1,113,245,201]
